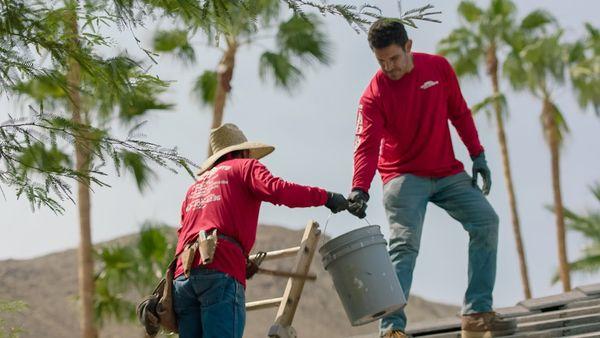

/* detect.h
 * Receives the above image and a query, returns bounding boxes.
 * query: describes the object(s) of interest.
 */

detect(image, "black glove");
[347,189,369,219]
[245,251,266,279]
[471,151,492,195]
[325,191,349,213]
[245,259,260,279]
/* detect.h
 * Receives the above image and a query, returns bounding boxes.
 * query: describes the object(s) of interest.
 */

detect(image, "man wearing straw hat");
[346,19,516,338]
[172,123,348,338]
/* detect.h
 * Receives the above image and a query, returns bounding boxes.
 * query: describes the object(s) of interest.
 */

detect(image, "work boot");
[381,330,410,338]
[461,312,517,338]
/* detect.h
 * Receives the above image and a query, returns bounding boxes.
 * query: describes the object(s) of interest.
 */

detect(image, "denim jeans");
[380,172,499,335]
[173,268,245,338]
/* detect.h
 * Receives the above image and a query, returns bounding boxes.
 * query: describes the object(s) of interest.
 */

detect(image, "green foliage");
[94,222,175,327]
[1,113,195,213]
[0,300,27,338]
[395,4,441,29]
[569,23,600,115]
[120,151,155,192]
[17,142,72,174]
[1,1,197,213]
[503,14,564,96]
[153,0,335,108]
[438,0,520,79]
[437,0,529,130]
[193,70,218,107]
[277,14,328,63]
[520,9,555,32]
[501,12,580,147]
[550,182,600,283]
[12,72,67,102]
[95,278,136,326]
[457,1,483,24]
[544,100,570,144]
[471,93,508,119]
[153,29,196,63]
[437,27,482,78]
[259,51,302,88]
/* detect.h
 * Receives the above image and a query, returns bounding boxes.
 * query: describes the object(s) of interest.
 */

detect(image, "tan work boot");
[461,312,517,338]
[381,330,410,338]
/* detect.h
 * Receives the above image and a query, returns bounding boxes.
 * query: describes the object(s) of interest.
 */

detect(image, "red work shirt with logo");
[175,158,328,287]
[352,52,484,192]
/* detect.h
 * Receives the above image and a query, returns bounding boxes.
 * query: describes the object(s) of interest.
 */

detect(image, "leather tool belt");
[181,229,244,278]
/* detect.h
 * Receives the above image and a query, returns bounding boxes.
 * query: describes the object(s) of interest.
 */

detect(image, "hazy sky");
[2,0,599,309]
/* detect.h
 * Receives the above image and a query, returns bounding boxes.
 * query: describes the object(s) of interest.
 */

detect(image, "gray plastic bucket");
[319,225,406,326]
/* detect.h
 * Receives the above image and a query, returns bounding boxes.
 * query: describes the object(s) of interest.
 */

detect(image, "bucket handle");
[320,212,372,248]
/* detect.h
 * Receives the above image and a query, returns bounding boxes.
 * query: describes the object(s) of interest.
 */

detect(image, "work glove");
[246,252,266,279]
[245,259,260,279]
[325,191,349,213]
[471,151,492,195]
[347,189,369,219]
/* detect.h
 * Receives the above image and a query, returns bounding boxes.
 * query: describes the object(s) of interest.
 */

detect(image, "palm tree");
[547,23,600,286]
[94,223,175,333]
[64,3,97,336]
[551,182,600,283]
[13,2,177,336]
[153,0,331,156]
[503,17,573,291]
[437,0,554,299]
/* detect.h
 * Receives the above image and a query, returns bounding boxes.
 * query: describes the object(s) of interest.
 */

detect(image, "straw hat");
[197,123,274,176]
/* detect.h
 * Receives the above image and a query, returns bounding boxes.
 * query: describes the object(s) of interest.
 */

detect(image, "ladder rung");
[249,247,301,262]
[246,297,283,311]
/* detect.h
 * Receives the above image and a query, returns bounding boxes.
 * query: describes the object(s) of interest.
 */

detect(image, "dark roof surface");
[351,283,600,338]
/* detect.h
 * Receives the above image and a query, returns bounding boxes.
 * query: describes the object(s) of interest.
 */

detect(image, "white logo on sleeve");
[420,80,439,90]
[354,105,364,152]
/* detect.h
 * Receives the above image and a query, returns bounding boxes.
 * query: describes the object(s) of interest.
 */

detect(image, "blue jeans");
[173,268,246,338]
[380,172,499,335]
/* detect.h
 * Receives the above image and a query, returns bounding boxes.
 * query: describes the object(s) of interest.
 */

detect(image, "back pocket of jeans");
[196,276,234,307]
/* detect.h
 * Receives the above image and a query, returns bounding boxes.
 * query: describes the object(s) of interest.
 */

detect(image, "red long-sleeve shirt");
[352,52,484,192]
[175,158,328,286]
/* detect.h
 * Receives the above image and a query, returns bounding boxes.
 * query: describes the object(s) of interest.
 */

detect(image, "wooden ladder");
[245,220,321,338]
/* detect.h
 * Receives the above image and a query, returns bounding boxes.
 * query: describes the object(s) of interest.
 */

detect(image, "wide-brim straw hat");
[197,123,274,176]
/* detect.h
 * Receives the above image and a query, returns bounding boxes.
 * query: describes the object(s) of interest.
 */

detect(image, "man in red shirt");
[173,123,347,338]
[347,19,516,338]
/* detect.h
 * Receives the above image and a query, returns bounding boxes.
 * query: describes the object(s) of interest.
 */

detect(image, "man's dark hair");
[215,149,249,165]
[368,18,409,50]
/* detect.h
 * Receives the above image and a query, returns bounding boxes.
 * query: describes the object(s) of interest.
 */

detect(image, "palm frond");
[192,70,218,107]
[520,9,556,34]
[471,93,507,120]
[591,183,600,202]
[119,150,155,192]
[550,183,600,284]
[276,14,331,65]
[258,51,303,89]
[548,100,570,144]
[152,29,196,64]
[569,23,600,115]
[437,28,483,78]
[457,1,482,24]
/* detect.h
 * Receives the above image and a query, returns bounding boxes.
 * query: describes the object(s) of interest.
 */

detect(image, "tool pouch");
[198,229,218,265]
[181,242,198,279]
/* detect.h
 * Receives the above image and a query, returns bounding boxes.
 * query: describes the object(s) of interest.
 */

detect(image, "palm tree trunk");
[542,98,571,292]
[208,37,238,157]
[487,46,532,299]
[66,3,97,337]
